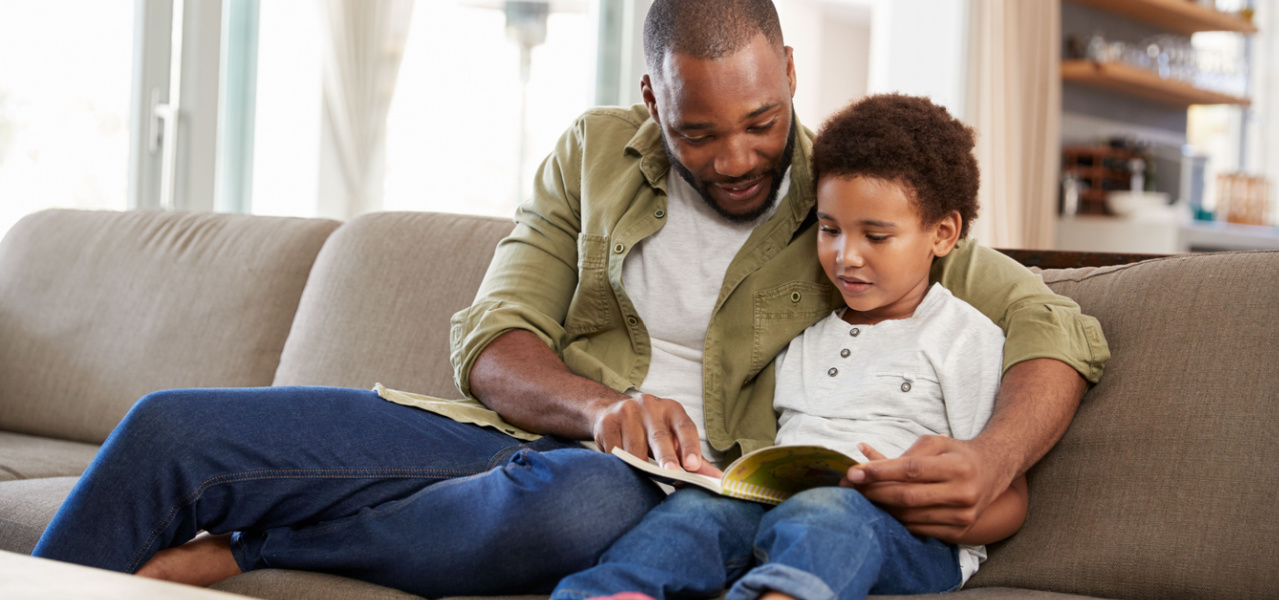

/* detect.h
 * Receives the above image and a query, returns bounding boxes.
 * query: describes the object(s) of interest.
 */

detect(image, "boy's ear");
[931,211,962,258]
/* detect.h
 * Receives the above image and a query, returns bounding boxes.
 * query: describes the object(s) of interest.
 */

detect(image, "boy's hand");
[592,393,711,473]
[841,436,1005,543]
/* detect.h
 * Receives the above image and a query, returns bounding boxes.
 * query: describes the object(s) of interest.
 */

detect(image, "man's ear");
[640,74,660,124]
[784,46,797,98]
[931,211,962,258]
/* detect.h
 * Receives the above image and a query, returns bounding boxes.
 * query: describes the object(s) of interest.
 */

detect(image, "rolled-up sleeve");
[932,241,1110,384]
[450,118,587,398]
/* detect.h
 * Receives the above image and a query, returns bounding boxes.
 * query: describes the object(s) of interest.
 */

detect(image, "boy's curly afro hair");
[811,94,980,239]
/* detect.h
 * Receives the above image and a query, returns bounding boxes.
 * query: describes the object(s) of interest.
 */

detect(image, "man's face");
[643,34,798,223]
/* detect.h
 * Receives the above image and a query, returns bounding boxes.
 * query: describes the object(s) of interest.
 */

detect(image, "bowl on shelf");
[1107,191,1170,217]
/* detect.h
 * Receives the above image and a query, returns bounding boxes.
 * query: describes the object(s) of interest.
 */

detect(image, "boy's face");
[816,175,960,325]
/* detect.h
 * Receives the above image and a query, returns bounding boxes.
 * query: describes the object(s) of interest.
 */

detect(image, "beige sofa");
[0,209,1274,600]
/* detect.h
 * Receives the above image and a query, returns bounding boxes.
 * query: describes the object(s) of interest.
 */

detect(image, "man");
[33,0,1107,596]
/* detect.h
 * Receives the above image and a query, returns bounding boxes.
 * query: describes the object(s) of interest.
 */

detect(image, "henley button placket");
[849,328,860,337]
[840,349,850,358]
[828,368,838,377]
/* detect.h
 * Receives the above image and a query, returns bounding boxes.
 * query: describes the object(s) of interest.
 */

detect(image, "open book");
[611,445,861,505]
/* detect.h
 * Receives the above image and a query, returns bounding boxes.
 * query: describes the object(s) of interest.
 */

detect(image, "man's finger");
[850,453,966,485]
[647,427,681,470]
[621,409,648,462]
[672,416,703,471]
[856,480,976,508]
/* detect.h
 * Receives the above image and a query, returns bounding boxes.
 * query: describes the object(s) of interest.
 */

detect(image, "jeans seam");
[285,459,536,538]
[126,467,475,573]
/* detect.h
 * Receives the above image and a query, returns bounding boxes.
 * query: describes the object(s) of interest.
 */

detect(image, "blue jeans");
[32,386,665,597]
[553,487,961,600]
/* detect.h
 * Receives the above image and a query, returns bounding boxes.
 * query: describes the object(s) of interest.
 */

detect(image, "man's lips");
[712,177,765,203]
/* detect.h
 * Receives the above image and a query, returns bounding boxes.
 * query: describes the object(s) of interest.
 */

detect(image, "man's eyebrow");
[744,103,781,121]
[673,103,782,131]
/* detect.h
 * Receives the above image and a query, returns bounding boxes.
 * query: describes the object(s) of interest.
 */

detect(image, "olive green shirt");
[383,105,1109,461]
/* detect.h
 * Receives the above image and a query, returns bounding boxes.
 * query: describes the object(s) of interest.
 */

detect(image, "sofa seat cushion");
[970,251,1279,599]
[272,212,515,397]
[0,432,98,482]
[0,476,77,554]
[213,569,426,600]
[0,209,340,444]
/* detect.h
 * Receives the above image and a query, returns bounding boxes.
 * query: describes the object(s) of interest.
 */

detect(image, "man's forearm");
[469,329,628,439]
[976,358,1088,483]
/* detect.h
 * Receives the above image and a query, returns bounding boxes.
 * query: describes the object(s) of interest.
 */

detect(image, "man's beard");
[662,113,798,224]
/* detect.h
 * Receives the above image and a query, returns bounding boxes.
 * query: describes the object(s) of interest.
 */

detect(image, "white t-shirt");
[621,168,790,464]
[774,283,1005,585]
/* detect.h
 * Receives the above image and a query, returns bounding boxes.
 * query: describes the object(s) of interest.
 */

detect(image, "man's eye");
[683,135,710,145]
[749,121,776,133]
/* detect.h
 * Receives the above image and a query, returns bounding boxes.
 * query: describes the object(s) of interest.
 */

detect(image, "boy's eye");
[819,226,838,234]
[867,234,888,242]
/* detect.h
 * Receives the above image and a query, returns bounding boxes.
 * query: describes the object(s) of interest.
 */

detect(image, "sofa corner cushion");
[970,251,1279,599]
[271,211,515,398]
[0,476,78,554]
[0,209,341,444]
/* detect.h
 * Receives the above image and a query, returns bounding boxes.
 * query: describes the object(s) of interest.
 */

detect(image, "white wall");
[776,0,872,128]
[867,0,969,118]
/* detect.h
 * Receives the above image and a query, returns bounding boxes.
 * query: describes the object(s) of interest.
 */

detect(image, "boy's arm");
[953,475,1028,546]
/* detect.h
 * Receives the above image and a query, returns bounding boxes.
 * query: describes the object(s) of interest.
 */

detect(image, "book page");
[610,447,723,494]
[721,445,858,505]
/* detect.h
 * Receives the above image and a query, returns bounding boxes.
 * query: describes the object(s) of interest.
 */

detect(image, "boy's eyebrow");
[674,103,781,131]
[861,220,898,229]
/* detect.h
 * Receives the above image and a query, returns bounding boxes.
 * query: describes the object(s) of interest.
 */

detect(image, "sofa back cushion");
[272,211,515,397]
[0,209,340,444]
[970,250,1279,599]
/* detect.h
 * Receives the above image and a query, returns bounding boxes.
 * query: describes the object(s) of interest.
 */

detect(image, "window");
[0,2,135,236]
[381,1,596,217]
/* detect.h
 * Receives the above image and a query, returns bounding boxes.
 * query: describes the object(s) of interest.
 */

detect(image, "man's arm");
[847,358,1085,543]
[469,329,713,473]
[454,112,715,474]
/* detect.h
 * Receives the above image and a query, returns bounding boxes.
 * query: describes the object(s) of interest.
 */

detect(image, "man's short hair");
[811,94,981,239]
[643,0,784,75]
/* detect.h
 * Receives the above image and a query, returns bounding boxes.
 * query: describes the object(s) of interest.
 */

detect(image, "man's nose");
[713,135,759,179]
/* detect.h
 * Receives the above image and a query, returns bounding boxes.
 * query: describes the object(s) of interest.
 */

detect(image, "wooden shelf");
[1068,0,1257,35]
[1062,60,1250,106]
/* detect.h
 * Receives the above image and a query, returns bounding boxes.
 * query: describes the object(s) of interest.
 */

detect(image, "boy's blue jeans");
[31,386,665,597]
[553,487,961,600]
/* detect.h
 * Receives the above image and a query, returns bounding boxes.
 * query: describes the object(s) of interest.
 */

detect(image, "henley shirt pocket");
[565,233,614,337]
[752,281,834,376]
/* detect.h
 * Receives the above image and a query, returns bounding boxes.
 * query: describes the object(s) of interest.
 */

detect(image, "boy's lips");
[837,276,872,293]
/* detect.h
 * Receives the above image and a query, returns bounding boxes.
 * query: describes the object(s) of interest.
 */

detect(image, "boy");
[551,94,1029,600]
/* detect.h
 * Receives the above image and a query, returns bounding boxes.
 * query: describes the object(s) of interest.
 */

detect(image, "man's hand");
[592,394,717,475]
[842,437,1012,544]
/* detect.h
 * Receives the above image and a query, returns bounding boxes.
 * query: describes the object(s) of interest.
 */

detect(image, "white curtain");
[965,0,1060,249]
[316,0,414,219]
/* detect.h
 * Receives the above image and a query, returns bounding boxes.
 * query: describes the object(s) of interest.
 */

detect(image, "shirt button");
[613,243,625,254]
[840,349,850,358]
[626,316,638,326]
[849,328,860,337]
[901,381,912,393]
[655,209,665,218]
[828,367,838,377]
